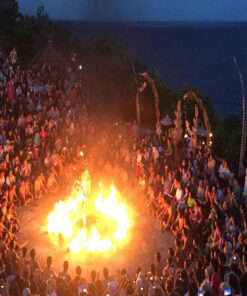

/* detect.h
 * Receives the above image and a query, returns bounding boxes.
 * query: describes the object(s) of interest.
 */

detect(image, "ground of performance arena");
[17,188,173,280]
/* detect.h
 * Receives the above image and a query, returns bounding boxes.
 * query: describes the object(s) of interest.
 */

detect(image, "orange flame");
[46,171,130,254]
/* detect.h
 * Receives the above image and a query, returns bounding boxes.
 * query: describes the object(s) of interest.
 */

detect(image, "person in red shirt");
[39,126,47,142]
[211,259,221,296]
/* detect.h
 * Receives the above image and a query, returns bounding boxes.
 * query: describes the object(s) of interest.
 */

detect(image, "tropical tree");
[0,0,19,33]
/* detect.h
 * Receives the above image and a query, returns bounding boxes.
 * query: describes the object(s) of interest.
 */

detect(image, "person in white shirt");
[218,159,231,187]
[175,182,184,201]
[9,47,18,65]
[6,170,15,187]
[218,160,230,179]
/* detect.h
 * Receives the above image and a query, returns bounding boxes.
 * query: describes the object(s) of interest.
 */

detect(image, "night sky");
[18,0,247,21]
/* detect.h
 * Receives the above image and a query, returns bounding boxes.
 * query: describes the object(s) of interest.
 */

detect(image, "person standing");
[9,47,18,68]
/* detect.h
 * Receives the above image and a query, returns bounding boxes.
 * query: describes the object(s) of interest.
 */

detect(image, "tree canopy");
[0,0,19,31]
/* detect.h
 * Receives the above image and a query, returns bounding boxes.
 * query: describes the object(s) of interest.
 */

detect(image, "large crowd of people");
[0,46,247,296]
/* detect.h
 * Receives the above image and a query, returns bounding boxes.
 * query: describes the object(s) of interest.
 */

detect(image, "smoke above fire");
[19,0,150,21]
[19,0,247,22]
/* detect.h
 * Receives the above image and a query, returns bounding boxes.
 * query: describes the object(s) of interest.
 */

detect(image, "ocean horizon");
[58,20,247,118]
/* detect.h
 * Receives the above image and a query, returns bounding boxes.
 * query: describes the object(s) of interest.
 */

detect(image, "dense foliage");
[0,0,243,169]
[0,1,78,61]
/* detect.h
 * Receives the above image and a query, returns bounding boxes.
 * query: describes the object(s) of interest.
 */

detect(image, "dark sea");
[59,21,247,118]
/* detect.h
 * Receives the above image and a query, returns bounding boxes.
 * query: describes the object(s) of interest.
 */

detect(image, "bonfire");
[45,171,130,254]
